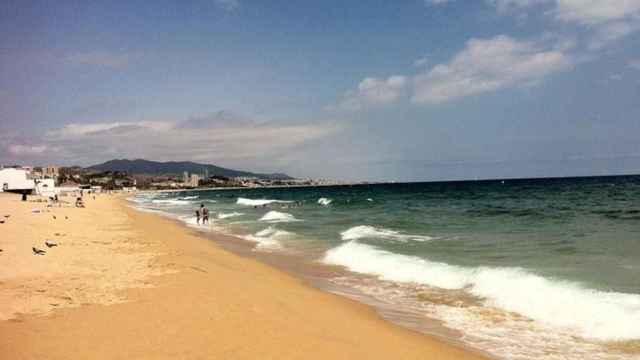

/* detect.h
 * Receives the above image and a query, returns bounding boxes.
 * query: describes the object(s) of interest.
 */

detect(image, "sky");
[1,0,639,181]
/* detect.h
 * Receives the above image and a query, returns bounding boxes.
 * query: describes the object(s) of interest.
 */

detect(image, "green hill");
[88,159,293,180]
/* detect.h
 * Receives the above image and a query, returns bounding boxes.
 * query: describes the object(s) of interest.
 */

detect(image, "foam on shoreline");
[323,241,640,341]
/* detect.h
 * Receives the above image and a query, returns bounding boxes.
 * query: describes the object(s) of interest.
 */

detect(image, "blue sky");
[1,0,639,181]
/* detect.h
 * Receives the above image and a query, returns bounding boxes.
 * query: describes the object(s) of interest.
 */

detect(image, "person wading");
[202,204,209,225]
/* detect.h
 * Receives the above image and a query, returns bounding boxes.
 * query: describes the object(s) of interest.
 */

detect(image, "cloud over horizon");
[0,113,339,172]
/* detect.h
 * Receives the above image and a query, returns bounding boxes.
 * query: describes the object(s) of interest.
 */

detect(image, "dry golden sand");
[0,192,489,359]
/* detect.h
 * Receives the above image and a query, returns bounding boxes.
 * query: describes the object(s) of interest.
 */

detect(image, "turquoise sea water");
[132,175,640,360]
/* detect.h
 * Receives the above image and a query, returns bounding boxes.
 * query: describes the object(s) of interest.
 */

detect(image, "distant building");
[189,174,200,187]
[44,165,59,178]
[57,180,81,195]
[183,171,189,184]
[114,178,136,188]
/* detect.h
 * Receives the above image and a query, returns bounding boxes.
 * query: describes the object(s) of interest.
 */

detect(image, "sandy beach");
[0,192,488,359]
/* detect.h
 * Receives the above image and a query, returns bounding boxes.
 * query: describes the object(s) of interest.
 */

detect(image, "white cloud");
[489,0,640,23]
[412,35,572,104]
[8,144,48,155]
[425,0,452,5]
[2,115,338,167]
[48,121,171,137]
[489,0,640,49]
[629,59,640,70]
[588,20,640,50]
[413,56,430,67]
[332,76,407,111]
[554,0,640,24]
[214,0,240,11]
[488,0,550,13]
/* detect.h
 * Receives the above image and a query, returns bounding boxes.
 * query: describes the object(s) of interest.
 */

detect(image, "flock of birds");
[31,215,68,255]
[1,212,68,255]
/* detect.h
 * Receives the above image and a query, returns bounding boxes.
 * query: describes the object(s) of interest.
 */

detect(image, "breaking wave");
[243,226,294,250]
[236,197,293,206]
[217,212,244,219]
[151,199,192,205]
[318,197,333,206]
[340,225,434,242]
[323,241,640,341]
[259,211,300,223]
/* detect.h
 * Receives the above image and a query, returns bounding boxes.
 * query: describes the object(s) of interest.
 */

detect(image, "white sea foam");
[180,215,200,226]
[318,197,333,206]
[127,197,149,204]
[340,225,434,242]
[179,195,199,200]
[217,212,244,219]
[151,199,191,205]
[259,211,300,223]
[236,197,293,206]
[323,241,640,341]
[243,226,293,250]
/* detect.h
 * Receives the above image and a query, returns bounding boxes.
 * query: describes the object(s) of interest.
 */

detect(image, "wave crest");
[341,225,434,242]
[236,197,293,206]
[259,211,300,223]
[323,241,640,341]
[243,226,294,250]
[217,212,244,219]
[318,197,333,206]
[151,199,191,205]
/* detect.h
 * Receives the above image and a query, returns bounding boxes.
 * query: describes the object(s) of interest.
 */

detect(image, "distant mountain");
[87,159,293,180]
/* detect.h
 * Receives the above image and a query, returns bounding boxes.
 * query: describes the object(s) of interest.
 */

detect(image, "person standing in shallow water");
[195,207,201,225]
[202,204,209,225]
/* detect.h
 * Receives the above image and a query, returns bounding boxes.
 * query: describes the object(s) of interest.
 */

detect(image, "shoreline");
[0,193,490,359]
[148,201,479,349]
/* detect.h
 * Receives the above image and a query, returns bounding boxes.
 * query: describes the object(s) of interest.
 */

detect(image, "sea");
[130,175,640,360]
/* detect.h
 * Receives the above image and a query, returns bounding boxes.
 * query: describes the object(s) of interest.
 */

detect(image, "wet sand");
[0,192,489,359]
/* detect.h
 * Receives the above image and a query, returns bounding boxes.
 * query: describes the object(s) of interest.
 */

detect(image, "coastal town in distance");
[0,158,344,196]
